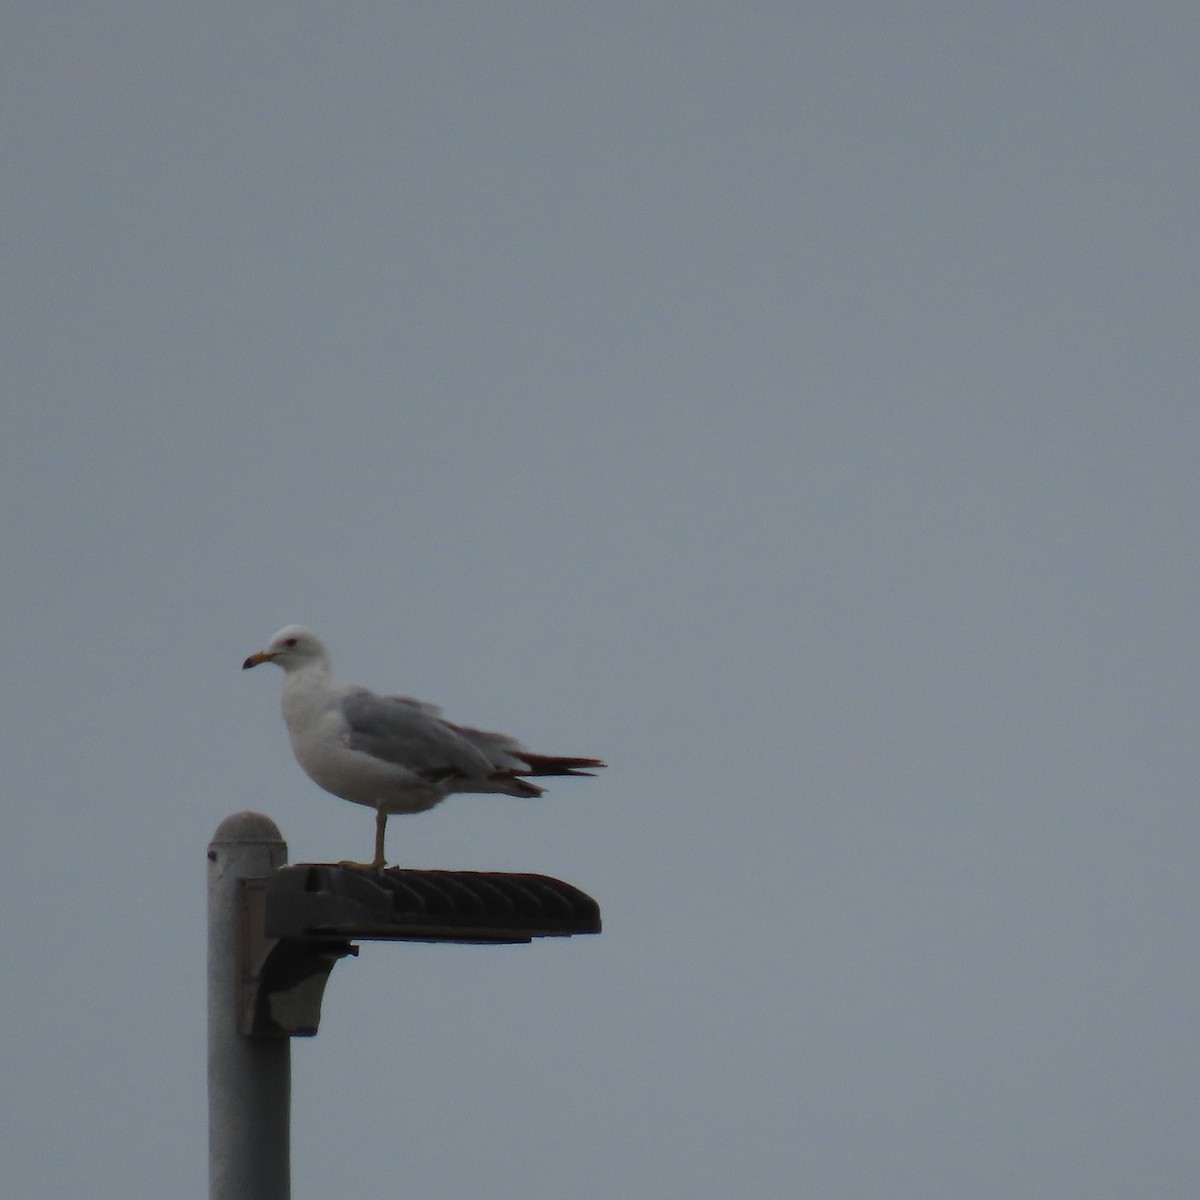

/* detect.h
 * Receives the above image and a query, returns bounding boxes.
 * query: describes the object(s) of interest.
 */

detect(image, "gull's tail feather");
[501,775,546,797]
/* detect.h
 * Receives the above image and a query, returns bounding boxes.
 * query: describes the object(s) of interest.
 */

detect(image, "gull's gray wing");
[340,688,505,783]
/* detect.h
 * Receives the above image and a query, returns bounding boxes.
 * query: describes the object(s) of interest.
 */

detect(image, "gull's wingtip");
[519,753,607,777]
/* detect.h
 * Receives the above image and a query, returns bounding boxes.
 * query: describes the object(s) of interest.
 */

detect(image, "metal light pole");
[208,812,290,1200]
[207,811,600,1197]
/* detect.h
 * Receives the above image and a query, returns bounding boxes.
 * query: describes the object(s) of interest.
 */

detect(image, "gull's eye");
[284,637,298,647]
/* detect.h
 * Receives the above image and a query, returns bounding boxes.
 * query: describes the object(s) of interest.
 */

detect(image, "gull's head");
[242,626,330,673]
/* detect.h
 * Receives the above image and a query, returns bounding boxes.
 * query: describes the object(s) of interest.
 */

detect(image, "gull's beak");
[242,650,276,670]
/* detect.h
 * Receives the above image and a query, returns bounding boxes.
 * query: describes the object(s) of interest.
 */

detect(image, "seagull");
[242,625,604,869]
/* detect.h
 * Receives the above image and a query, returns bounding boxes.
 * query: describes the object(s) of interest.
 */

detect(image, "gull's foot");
[337,858,387,872]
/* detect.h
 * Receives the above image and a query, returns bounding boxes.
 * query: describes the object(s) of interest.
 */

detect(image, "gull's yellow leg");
[339,808,388,871]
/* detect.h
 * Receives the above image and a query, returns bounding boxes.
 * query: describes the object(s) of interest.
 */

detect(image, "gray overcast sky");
[3,4,1199,1197]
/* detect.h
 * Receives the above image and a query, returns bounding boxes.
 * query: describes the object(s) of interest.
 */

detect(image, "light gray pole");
[208,813,290,1200]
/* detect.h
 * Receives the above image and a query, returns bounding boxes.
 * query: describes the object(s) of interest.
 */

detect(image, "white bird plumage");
[242,625,604,869]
